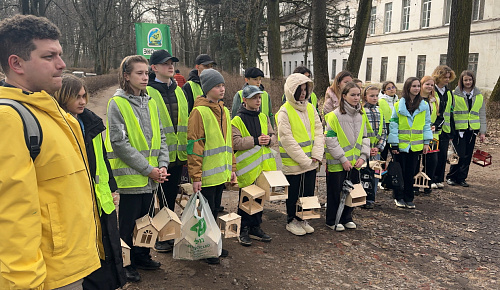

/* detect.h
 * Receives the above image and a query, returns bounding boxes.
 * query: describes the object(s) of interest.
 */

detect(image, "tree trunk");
[345,0,371,77]
[311,0,328,100]
[303,11,312,66]
[267,0,282,80]
[490,75,500,102]
[446,0,473,89]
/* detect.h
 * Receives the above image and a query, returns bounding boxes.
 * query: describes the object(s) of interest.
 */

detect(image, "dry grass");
[84,70,119,96]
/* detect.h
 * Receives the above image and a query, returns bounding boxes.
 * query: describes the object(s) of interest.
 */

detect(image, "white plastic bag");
[173,191,222,260]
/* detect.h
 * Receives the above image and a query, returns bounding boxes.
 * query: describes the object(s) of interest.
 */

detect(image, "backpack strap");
[0,99,42,160]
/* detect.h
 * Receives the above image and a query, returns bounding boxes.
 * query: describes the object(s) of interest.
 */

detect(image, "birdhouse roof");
[180,183,194,195]
[297,196,321,209]
[242,184,266,197]
[120,239,131,249]
[260,171,290,187]
[152,207,181,230]
[414,171,431,180]
[219,212,241,222]
[135,215,153,229]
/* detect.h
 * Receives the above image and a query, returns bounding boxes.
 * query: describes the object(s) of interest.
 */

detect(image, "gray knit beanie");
[200,68,225,94]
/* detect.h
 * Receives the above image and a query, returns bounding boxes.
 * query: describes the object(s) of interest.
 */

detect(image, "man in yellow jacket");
[0,15,101,289]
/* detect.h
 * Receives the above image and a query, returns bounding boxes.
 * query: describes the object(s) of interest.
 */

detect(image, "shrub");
[84,70,119,96]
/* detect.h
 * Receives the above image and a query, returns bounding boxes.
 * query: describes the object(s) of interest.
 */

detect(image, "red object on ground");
[174,73,186,87]
[472,149,492,167]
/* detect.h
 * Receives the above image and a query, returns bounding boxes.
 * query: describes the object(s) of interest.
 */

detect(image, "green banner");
[134,23,172,59]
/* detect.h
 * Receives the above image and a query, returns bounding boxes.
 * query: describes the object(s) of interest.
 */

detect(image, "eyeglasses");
[386,86,396,90]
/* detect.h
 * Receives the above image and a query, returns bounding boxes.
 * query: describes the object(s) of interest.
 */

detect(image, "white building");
[259,0,499,91]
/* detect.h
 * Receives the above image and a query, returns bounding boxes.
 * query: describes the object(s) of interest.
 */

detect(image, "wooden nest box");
[121,239,131,267]
[448,152,459,165]
[413,171,431,188]
[345,184,367,207]
[225,182,239,192]
[296,196,321,220]
[255,171,290,201]
[176,183,194,210]
[133,215,158,248]
[369,160,386,179]
[473,149,492,167]
[239,185,265,215]
[218,213,241,238]
[152,207,182,242]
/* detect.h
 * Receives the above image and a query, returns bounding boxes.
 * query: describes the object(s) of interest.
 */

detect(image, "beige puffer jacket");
[277,73,325,175]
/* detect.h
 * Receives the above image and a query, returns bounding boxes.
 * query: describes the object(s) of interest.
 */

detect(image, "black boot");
[249,226,272,242]
[239,226,252,246]
[154,240,173,253]
[124,266,141,282]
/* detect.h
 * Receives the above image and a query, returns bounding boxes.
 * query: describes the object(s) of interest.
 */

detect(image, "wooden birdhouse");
[239,185,265,215]
[369,160,386,179]
[133,215,158,248]
[413,171,431,188]
[176,183,194,210]
[121,239,131,267]
[218,213,241,238]
[225,182,239,192]
[256,171,290,201]
[345,184,367,207]
[448,152,459,165]
[428,138,440,153]
[473,149,492,167]
[296,196,321,220]
[152,207,182,242]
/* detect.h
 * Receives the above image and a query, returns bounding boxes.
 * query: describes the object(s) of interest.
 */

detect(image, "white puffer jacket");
[277,73,325,175]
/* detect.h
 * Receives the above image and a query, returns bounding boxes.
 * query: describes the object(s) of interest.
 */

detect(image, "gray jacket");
[107,89,169,194]
[453,86,487,134]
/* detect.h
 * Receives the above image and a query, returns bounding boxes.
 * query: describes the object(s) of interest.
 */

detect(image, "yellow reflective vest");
[188,81,204,101]
[436,90,453,133]
[378,98,392,125]
[239,90,271,119]
[105,97,161,188]
[193,106,233,187]
[425,98,440,139]
[92,135,116,215]
[232,114,277,187]
[147,85,188,162]
[394,102,425,151]
[278,102,315,167]
[325,111,367,172]
[454,93,483,130]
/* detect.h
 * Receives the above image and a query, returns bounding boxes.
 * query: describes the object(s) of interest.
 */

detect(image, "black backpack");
[380,160,404,190]
[0,99,42,160]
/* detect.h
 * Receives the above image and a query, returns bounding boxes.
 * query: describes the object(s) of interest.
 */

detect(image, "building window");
[289,61,292,76]
[468,53,479,75]
[416,55,426,79]
[301,60,304,66]
[308,60,311,70]
[380,57,388,82]
[343,7,351,35]
[283,62,286,77]
[439,54,447,65]
[294,61,298,71]
[472,0,484,21]
[401,0,410,31]
[444,0,452,25]
[421,0,432,28]
[265,62,268,75]
[397,56,405,84]
[369,7,376,35]
[365,58,372,82]
[331,59,337,79]
[384,2,392,33]
[342,59,347,70]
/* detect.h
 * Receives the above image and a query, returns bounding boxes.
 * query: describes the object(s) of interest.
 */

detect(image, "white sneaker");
[286,220,306,236]
[300,220,314,234]
[431,183,438,189]
[326,223,345,232]
[378,182,384,190]
[344,222,357,229]
[436,182,444,189]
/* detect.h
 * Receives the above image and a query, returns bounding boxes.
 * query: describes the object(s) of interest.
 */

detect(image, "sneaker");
[239,226,252,246]
[446,179,457,186]
[124,266,141,282]
[286,220,306,236]
[220,249,229,257]
[414,189,421,196]
[206,257,220,264]
[249,226,272,242]
[405,201,416,209]
[300,220,314,234]
[423,188,432,195]
[154,240,173,253]
[361,203,374,209]
[395,199,406,208]
[459,181,470,187]
[135,258,161,270]
[431,183,438,189]
[344,222,357,229]
[326,223,345,232]
[436,182,444,189]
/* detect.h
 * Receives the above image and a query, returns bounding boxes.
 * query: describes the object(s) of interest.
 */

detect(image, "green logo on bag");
[190,218,207,237]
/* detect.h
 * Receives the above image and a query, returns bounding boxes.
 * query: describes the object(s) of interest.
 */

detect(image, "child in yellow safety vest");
[446,70,486,187]
[324,82,370,231]
[277,73,324,236]
[388,77,433,210]
[232,85,276,247]
[187,68,237,264]
[105,55,170,282]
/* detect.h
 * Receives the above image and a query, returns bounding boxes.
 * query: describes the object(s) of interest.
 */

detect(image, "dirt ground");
[90,87,499,290]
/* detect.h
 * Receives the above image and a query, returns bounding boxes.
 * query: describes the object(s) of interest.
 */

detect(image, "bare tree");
[311,0,328,100]
[267,0,282,80]
[345,0,371,77]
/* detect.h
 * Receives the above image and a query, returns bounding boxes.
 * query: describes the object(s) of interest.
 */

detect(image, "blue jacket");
[388,98,433,153]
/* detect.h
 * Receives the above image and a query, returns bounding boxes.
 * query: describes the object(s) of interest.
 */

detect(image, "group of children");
[53,48,486,284]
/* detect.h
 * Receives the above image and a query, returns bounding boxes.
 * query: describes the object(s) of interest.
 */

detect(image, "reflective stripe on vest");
[231,114,277,187]
[454,93,483,130]
[147,86,188,161]
[378,98,392,124]
[105,97,161,188]
[426,98,440,139]
[363,109,384,147]
[239,90,270,118]
[395,102,426,151]
[277,102,315,167]
[436,90,453,133]
[93,135,115,215]
[188,81,204,100]
[194,106,233,187]
[325,111,366,172]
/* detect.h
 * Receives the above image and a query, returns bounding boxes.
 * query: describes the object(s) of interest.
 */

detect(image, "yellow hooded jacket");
[0,86,101,289]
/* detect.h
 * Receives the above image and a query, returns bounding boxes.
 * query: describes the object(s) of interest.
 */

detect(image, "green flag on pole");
[134,23,172,59]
